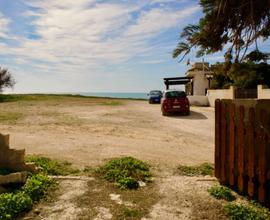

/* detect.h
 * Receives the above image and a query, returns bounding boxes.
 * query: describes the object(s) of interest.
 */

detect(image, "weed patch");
[121,207,141,218]
[208,185,236,201]
[26,156,80,176]
[177,163,214,176]
[56,114,84,126]
[0,174,55,220]
[0,112,23,124]
[96,157,151,189]
[100,101,123,106]
[0,94,25,102]
[22,174,55,201]
[0,94,83,103]
[77,177,158,220]
[224,202,270,220]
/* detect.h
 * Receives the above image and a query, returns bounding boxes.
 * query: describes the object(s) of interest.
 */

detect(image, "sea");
[77,92,148,100]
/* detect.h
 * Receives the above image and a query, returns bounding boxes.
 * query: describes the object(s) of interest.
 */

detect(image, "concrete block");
[188,95,209,106]
[0,133,36,173]
[0,172,28,185]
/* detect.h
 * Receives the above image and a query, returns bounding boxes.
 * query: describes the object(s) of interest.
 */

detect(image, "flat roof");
[164,76,193,85]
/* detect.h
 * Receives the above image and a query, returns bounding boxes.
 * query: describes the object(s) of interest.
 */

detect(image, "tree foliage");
[173,0,270,63]
[210,62,270,89]
[0,68,15,92]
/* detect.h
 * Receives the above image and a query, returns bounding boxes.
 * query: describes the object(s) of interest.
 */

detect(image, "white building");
[185,62,213,96]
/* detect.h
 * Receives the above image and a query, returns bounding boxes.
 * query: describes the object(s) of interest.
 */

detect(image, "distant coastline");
[78,92,148,100]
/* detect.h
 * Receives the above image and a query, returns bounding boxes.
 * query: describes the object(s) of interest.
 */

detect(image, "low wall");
[187,95,209,106]
[207,86,234,107]
[258,85,270,99]
[0,133,36,172]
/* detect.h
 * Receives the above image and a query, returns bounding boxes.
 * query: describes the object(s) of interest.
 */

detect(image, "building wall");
[258,85,270,99]
[193,71,209,96]
[207,86,235,107]
[187,95,209,106]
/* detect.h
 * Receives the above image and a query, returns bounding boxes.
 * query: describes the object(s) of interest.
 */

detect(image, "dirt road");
[1,98,214,170]
[1,96,226,220]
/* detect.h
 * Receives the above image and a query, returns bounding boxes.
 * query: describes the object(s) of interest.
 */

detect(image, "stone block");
[0,172,28,185]
[0,134,9,149]
[0,133,36,173]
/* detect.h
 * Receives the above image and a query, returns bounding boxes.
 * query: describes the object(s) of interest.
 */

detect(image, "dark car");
[148,90,163,104]
[161,90,190,116]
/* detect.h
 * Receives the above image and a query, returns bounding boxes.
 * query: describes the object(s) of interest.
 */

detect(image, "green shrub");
[0,174,54,220]
[0,192,32,220]
[116,177,139,189]
[177,163,214,176]
[224,203,270,220]
[208,185,235,201]
[22,174,54,201]
[97,157,151,189]
[26,156,80,176]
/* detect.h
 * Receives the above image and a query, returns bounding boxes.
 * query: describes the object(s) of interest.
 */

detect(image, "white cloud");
[0,1,200,92]
[125,6,199,38]
[6,2,198,67]
[0,12,10,38]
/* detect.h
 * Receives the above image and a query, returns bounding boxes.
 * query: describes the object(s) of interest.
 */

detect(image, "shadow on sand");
[166,110,208,120]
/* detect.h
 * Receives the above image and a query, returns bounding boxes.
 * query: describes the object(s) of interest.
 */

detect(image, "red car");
[161,90,190,116]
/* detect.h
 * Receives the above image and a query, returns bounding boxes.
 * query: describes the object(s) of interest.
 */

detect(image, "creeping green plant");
[97,157,151,189]
[208,185,236,201]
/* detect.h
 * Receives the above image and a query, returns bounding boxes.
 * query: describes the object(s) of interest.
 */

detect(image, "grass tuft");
[99,100,123,106]
[122,207,141,218]
[177,163,214,176]
[224,202,270,220]
[0,112,23,124]
[96,157,151,189]
[26,156,80,176]
[208,185,236,201]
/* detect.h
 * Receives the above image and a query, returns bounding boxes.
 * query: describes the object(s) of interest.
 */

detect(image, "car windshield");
[165,91,186,98]
[150,91,161,95]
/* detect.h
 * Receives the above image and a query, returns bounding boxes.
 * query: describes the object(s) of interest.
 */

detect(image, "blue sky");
[0,0,269,93]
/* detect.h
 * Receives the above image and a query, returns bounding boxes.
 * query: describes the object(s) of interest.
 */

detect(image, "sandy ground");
[23,176,227,220]
[2,99,214,171]
[1,98,221,219]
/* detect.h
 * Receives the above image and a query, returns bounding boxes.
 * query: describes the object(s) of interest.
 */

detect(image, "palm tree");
[173,0,270,63]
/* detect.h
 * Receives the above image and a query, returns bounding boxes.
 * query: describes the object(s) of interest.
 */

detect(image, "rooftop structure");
[185,62,213,96]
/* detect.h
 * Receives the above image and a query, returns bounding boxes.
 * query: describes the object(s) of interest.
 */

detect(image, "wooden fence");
[215,99,270,207]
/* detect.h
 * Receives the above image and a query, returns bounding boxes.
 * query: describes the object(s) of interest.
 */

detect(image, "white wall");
[193,71,209,96]
[188,95,209,106]
[258,85,270,99]
[207,86,235,107]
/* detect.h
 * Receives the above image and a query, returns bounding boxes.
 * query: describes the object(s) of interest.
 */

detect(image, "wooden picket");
[215,99,270,208]
[228,103,235,186]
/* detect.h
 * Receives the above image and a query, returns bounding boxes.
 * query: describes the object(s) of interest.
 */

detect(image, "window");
[165,91,186,98]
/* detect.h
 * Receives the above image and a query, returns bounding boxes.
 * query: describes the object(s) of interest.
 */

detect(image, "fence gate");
[215,99,270,207]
